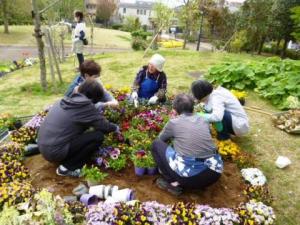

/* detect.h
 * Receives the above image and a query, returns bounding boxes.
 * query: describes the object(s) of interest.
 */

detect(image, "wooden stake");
[143,26,163,58]
[47,28,63,83]
[44,29,57,90]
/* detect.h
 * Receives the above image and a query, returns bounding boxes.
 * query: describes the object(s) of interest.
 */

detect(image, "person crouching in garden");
[151,94,223,195]
[130,54,167,105]
[191,80,249,140]
[38,80,119,177]
[65,60,118,112]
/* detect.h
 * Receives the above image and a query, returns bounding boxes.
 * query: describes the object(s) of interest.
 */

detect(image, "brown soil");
[24,154,246,208]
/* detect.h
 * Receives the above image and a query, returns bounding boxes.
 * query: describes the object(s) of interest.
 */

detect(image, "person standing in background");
[72,11,86,67]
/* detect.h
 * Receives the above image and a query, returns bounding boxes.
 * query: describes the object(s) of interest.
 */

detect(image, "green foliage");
[122,16,141,32]
[112,24,123,30]
[131,37,147,51]
[81,165,108,183]
[152,2,174,29]
[131,30,151,40]
[131,152,156,168]
[108,154,127,171]
[206,57,300,109]
[229,30,248,53]
[0,205,20,225]
[291,6,300,41]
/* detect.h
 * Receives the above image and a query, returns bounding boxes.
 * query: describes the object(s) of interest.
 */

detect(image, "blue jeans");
[217,111,234,140]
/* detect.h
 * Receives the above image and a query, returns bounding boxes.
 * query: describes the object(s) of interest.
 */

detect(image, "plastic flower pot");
[87,180,100,187]
[111,188,135,202]
[147,167,158,175]
[89,185,119,199]
[134,167,146,176]
[80,194,98,206]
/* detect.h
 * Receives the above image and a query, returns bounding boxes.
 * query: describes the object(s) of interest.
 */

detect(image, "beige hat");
[149,54,165,72]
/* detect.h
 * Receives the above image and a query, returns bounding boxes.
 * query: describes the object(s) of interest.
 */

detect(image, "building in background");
[85,0,154,26]
[118,0,154,26]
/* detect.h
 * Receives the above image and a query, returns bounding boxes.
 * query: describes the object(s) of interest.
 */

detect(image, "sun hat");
[149,54,166,72]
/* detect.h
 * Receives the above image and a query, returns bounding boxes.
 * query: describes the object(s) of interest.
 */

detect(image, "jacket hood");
[60,93,91,110]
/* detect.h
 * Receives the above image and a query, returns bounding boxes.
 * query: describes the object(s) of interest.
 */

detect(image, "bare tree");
[96,0,117,27]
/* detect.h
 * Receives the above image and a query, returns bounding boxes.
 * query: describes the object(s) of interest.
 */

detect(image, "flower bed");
[0,87,276,224]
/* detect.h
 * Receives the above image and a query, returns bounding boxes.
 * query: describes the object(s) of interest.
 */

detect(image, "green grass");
[0,25,131,48]
[0,50,299,224]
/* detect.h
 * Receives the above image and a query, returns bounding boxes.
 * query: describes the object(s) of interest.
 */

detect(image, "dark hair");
[78,80,104,103]
[173,94,194,114]
[74,11,84,21]
[79,60,101,78]
[191,80,213,100]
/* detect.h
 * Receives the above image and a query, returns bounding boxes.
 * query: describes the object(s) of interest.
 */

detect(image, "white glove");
[134,99,139,108]
[131,91,138,100]
[148,96,158,105]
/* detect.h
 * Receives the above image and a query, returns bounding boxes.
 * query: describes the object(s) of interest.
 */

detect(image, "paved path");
[0,45,130,62]
[0,41,213,62]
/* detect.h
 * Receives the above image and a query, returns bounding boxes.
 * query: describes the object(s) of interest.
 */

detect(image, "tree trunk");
[274,39,281,55]
[183,21,189,50]
[280,37,289,59]
[2,0,9,34]
[32,0,47,91]
[258,36,266,55]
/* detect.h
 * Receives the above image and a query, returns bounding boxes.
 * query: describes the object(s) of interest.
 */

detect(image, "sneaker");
[155,177,183,196]
[56,165,81,178]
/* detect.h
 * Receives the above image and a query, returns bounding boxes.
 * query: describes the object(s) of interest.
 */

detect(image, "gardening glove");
[197,112,210,122]
[133,99,139,108]
[213,121,224,132]
[148,96,158,105]
[95,102,106,112]
[131,91,138,100]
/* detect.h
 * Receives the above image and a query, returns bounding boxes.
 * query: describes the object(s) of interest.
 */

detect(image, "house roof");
[119,1,154,10]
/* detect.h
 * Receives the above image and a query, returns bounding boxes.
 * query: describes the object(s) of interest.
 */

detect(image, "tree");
[291,6,300,41]
[1,0,9,33]
[272,0,300,57]
[123,16,141,32]
[239,0,273,54]
[178,0,200,49]
[152,2,174,30]
[96,0,117,27]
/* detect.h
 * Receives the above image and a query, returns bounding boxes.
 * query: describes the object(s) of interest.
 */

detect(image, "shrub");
[111,24,123,30]
[131,37,147,51]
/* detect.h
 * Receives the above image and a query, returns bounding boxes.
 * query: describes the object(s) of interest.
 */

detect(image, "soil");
[24,154,246,208]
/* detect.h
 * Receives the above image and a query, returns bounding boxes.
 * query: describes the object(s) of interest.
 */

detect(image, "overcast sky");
[120,0,245,8]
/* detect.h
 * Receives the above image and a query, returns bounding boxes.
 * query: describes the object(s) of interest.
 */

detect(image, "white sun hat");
[149,54,166,72]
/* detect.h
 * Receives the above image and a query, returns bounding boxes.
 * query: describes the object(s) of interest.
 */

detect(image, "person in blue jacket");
[131,54,167,104]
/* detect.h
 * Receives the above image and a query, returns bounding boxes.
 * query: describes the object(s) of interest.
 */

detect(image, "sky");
[120,0,246,8]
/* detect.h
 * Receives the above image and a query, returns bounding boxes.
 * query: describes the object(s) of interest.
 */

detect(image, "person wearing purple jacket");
[38,80,119,177]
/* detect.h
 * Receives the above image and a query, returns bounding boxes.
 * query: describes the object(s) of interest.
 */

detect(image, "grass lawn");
[0,25,131,48]
[0,50,299,224]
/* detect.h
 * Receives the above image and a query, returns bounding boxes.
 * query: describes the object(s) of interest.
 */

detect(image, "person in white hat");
[131,54,167,105]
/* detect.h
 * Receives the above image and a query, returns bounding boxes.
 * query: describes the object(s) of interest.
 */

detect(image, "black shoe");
[56,165,81,178]
[155,177,183,196]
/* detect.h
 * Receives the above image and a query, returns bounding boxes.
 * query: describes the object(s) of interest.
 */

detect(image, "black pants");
[217,110,235,140]
[151,139,221,189]
[77,53,84,66]
[62,131,104,170]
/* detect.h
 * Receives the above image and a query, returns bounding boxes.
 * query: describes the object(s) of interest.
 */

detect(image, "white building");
[118,1,154,26]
